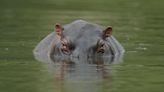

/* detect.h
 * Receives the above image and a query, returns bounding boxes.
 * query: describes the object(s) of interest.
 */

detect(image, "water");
[0,0,164,92]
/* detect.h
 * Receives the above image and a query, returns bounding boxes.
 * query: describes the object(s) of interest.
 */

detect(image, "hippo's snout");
[71,47,89,59]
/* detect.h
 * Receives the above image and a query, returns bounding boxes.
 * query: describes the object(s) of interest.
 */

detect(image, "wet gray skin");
[33,20,125,64]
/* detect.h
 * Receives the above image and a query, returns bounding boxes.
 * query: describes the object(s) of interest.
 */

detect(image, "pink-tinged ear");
[54,23,64,36]
[103,26,112,39]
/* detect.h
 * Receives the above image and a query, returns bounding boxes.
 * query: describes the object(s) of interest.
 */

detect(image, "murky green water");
[0,0,164,92]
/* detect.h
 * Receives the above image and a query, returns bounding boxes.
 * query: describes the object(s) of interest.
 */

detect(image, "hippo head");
[33,20,124,64]
[52,20,113,60]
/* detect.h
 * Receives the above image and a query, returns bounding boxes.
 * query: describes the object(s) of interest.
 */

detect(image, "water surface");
[0,0,164,92]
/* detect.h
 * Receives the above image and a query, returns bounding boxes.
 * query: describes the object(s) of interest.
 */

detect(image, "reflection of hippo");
[33,20,125,64]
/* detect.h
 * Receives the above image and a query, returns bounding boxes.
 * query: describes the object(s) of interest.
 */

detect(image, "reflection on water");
[52,64,111,92]
[45,55,123,92]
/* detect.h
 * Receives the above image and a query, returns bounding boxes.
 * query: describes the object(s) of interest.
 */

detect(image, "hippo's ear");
[54,23,64,36]
[102,26,112,39]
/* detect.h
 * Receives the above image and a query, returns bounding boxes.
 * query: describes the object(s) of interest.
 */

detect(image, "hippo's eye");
[96,40,105,54]
[60,39,74,55]
[100,44,104,47]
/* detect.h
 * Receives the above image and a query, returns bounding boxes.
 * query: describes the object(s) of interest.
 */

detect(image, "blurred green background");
[0,0,164,92]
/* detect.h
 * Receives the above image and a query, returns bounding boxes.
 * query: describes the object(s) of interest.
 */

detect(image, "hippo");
[33,20,125,64]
